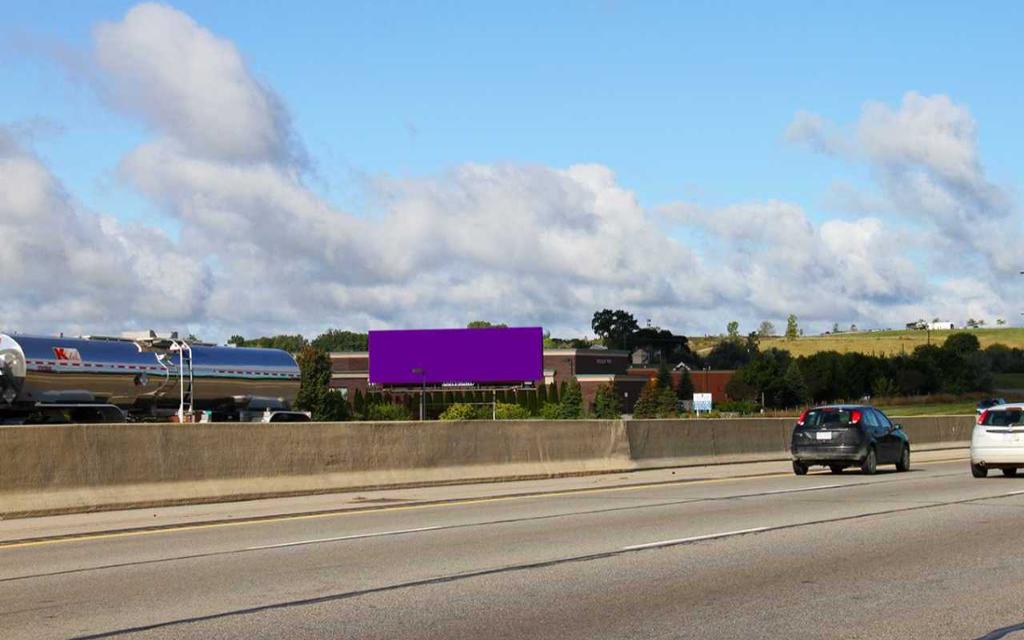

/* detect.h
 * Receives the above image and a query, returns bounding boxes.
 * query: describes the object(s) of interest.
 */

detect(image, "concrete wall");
[0,415,974,517]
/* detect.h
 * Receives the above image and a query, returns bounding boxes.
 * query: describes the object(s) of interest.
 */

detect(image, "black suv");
[790,405,910,475]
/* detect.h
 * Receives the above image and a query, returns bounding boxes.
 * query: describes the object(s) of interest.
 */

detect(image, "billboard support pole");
[411,367,426,421]
[492,388,497,420]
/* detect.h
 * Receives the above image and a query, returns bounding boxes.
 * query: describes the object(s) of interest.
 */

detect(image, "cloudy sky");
[1,1,1021,341]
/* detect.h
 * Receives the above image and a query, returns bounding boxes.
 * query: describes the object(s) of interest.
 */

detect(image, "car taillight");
[850,410,862,424]
[978,410,989,425]
[797,408,809,426]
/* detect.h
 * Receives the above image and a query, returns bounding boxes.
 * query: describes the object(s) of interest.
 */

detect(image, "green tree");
[591,309,640,349]
[656,385,678,418]
[228,335,245,346]
[467,320,508,328]
[235,334,308,353]
[676,368,695,400]
[778,360,809,408]
[311,330,368,352]
[294,347,349,421]
[632,379,661,419]
[726,321,740,340]
[592,383,621,418]
[656,360,672,389]
[785,315,799,340]
[558,379,584,419]
[548,381,560,405]
[943,332,981,356]
[758,321,775,337]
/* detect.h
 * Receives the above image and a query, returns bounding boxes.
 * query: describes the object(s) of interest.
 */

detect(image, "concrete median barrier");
[893,415,973,448]
[0,414,973,517]
[626,418,792,467]
[0,420,631,517]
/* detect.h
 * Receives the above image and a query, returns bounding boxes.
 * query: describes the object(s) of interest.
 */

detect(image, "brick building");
[329,347,650,413]
[628,368,736,402]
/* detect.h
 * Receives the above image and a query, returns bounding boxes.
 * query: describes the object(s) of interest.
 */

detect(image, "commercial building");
[330,347,650,413]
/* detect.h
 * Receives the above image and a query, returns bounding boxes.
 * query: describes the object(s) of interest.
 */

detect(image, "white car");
[971,404,1024,477]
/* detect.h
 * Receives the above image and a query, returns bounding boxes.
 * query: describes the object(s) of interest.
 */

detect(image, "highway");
[3,453,1024,639]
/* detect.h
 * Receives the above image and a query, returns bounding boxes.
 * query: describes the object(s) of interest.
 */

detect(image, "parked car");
[977,398,1007,415]
[790,405,910,475]
[971,404,1024,477]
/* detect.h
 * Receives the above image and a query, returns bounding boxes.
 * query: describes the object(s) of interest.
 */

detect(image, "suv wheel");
[971,463,988,478]
[1003,467,1018,477]
[896,446,910,472]
[792,460,809,476]
[829,465,844,474]
[860,448,877,475]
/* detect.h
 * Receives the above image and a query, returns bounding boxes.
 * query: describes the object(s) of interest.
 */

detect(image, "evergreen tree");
[778,360,809,408]
[548,381,560,405]
[592,383,621,418]
[537,383,548,405]
[632,379,661,418]
[656,360,672,389]
[558,379,584,419]
[676,368,695,400]
[294,346,349,421]
[656,385,678,418]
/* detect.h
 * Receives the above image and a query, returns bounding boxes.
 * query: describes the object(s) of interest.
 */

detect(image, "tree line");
[726,332,1007,409]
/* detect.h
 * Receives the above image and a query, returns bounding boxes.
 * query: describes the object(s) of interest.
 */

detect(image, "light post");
[411,367,425,421]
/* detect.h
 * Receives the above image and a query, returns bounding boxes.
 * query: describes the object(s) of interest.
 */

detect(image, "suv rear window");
[803,409,856,427]
[981,409,1024,426]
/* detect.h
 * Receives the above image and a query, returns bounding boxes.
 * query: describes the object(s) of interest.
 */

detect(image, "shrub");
[366,402,412,421]
[716,400,759,414]
[494,402,532,420]
[439,403,479,420]
[539,402,562,419]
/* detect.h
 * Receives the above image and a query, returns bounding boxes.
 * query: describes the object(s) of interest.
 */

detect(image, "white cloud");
[0,127,208,333]
[788,92,1020,276]
[93,2,301,166]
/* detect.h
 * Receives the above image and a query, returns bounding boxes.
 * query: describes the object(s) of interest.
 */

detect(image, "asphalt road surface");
[4,456,1024,639]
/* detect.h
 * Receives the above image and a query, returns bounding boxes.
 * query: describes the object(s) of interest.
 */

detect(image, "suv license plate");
[815,431,832,440]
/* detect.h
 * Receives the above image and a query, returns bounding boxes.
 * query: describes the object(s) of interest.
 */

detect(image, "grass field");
[691,328,1024,358]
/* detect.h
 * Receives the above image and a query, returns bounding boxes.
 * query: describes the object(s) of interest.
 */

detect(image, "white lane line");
[245,526,442,551]
[757,483,844,495]
[622,527,769,551]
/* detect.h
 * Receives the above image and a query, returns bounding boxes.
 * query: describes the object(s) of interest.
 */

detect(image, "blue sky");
[1,2,1022,339]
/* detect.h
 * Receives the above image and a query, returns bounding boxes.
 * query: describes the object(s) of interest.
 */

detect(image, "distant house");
[927,321,955,331]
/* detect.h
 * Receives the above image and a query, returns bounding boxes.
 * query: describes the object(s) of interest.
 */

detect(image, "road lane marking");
[0,455,970,550]
[245,526,442,551]
[756,483,843,495]
[622,527,770,550]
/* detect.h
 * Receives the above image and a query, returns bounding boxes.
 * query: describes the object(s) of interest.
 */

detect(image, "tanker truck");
[0,331,306,424]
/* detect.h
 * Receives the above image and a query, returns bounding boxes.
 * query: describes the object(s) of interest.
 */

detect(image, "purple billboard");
[368,327,543,385]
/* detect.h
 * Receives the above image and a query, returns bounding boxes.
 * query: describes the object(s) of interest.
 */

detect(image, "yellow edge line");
[0,455,969,550]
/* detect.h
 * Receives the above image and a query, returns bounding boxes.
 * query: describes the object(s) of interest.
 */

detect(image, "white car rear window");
[982,409,1024,426]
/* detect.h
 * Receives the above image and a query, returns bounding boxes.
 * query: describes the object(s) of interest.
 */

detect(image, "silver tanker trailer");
[0,332,305,423]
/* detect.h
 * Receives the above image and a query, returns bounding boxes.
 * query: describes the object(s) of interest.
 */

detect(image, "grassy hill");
[691,327,1024,358]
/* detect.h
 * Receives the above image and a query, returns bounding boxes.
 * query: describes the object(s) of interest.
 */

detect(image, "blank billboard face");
[369,327,543,385]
